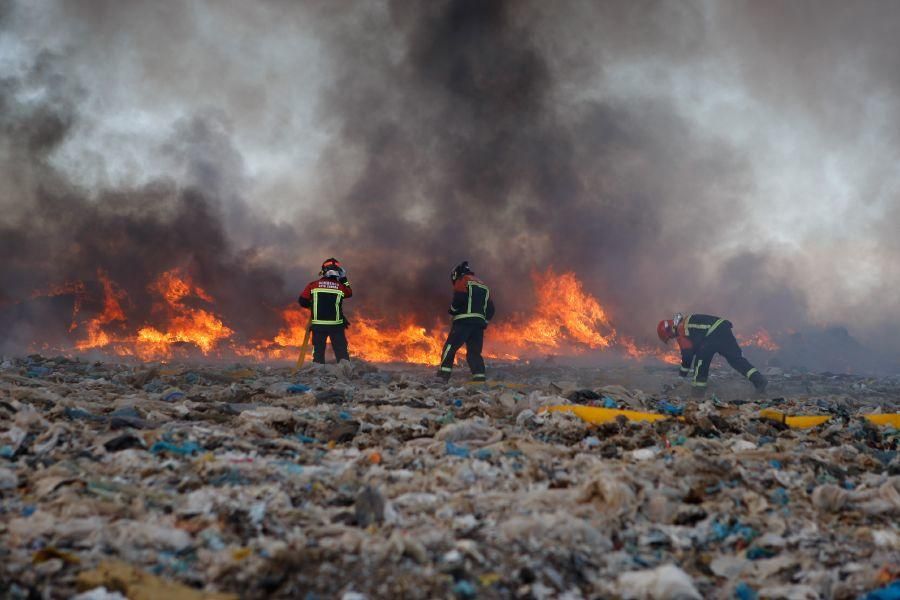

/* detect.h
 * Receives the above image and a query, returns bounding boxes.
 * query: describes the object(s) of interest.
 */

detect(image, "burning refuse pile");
[1,355,898,599]
[19,266,730,366]
[3,2,900,598]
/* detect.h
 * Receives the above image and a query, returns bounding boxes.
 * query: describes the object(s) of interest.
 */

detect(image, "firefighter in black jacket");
[298,258,353,363]
[657,313,768,395]
[437,261,495,382]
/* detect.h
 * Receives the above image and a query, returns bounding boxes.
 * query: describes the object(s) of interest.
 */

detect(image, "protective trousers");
[439,322,486,380]
[690,324,758,387]
[312,326,349,363]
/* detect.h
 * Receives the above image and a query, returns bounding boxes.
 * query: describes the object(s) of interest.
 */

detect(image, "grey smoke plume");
[0,47,289,350]
[1,0,899,370]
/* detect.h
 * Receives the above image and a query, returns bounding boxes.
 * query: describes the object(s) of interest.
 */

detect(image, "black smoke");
[0,51,288,352]
[2,0,899,372]
[308,1,771,333]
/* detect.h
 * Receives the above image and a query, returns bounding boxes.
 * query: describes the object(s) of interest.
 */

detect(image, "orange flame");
[266,269,629,364]
[618,335,681,365]
[737,329,780,352]
[134,269,233,358]
[32,267,774,366]
[491,270,615,351]
[348,317,446,364]
[74,270,127,350]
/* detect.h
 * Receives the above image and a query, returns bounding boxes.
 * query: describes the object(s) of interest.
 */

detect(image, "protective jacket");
[448,274,495,327]
[298,276,353,329]
[676,313,759,387]
[440,274,495,381]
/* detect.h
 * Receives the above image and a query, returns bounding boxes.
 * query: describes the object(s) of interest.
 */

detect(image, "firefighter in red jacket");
[298,258,353,363]
[437,261,495,382]
[658,313,767,395]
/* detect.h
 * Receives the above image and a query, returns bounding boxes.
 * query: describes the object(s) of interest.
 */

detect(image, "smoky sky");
[1,0,899,368]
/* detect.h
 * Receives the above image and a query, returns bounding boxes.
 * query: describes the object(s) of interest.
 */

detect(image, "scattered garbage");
[0,356,898,598]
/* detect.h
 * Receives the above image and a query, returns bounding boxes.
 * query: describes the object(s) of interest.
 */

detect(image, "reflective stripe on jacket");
[299,277,353,325]
[448,274,495,325]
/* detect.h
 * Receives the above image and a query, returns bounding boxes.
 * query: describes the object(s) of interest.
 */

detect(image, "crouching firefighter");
[298,258,353,363]
[437,261,495,383]
[657,313,767,396]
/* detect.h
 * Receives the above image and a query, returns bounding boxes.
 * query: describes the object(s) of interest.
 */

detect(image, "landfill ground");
[1,356,898,600]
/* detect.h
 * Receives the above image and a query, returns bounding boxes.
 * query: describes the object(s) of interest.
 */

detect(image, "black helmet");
[451,261,473,283]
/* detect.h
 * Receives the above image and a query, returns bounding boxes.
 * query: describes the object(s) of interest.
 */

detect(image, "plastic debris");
[149,440,203,455]
[758,409,830,428]
[759,409,900,429]
[734,582,759,600]
[1,356,898,598]
[0,466,16,490]
[862,581,900,600]
[617,564,702,599]
[542,404,673,424]
[162,388,186,402]
[445,441,471,457]
[865,413,900,428]
[71,588,129,600]
[658,400,684,416]
[452,579,477,598]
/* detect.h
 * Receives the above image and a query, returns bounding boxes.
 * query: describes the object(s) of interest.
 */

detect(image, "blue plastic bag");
[446,441,470,458]
[862,581,900,600]
[149,440,202,456]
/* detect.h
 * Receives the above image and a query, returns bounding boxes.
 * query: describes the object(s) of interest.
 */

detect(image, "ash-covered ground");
[1,356,898,599]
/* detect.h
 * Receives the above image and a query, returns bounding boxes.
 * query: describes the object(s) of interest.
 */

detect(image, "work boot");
[471,374,486,384]
[435,370,451,383]
[750,371,768,393]
[690,385,707,399]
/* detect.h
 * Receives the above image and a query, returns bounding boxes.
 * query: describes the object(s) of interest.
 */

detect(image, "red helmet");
[321,257,341,271]
[320,258,344,277]
[657,319,676,343]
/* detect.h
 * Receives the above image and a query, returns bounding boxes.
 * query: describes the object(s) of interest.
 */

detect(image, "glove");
[339,276,348,284]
